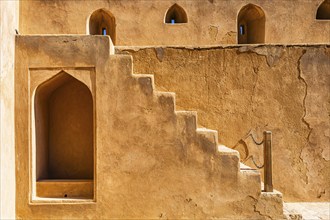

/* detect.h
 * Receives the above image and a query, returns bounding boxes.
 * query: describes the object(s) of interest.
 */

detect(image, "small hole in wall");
[64,194,68,198]
[102,28,107,35]
[239,25,245,35]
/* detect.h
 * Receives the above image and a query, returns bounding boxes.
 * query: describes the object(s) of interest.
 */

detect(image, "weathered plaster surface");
[299,48,330,200]
[118,45,330,202]
[15,36,285,219]
[19,0,330,45]
[0,0,18,218]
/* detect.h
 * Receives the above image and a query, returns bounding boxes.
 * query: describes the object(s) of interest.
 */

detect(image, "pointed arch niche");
[237,4,265,44]
[165,4,188,24]
[89,9,116,44]
[316,0,330,20]
[32,70,94,200]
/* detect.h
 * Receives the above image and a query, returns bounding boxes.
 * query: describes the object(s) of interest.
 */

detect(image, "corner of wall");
[0,0,19,218]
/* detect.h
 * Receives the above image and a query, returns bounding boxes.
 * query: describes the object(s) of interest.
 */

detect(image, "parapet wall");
[118,44,330,202]
[19,0,330,45]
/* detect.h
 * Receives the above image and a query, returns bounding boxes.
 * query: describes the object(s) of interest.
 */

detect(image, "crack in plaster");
[250,64,259,113]
[297,49,314,186]
[249,196,273,220]
[297,49,311,144]
[297,50,312,185]
[116,44,329,54]
[221,31,236,44]
[238,46,284,67]
[204,66,210,105]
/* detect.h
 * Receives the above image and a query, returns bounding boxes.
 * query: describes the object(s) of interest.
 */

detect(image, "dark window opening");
[239,25,245,35]
[316,0,330,20]
[102,28,107,35]
[165,4,188,24]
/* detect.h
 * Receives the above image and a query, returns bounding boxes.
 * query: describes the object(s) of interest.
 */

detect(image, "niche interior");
[237,4,266,44]
[33,71,94,200]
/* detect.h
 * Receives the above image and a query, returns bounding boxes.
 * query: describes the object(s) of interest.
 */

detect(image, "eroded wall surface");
[19,0,330,45]
[0,0,18,218]
[15,35,284,219]
[118,45,330,202]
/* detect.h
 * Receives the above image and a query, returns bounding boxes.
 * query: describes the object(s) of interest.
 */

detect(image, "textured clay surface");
[119,45,330,202]
[15,36,284,219]
[19,0,330,45]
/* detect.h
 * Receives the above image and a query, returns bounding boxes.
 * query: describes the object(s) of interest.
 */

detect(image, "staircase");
[15,35,287,219]
[122,54,285,219]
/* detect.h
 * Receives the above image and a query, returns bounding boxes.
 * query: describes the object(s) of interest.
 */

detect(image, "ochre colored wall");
[15,35,284,219]
[119,45,330,202]
[0,0,18,218]
[19,0,330,46]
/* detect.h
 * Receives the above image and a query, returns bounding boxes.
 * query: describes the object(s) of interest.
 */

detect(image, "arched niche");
[89,9,116,44]
[165,4,188,24]
[316,0,330,20]
[34,71,94,181]
[237,4,266,44]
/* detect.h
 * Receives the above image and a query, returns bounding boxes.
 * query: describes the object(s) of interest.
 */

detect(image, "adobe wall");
[19,0,330,46]
[0,0,18,218]
[118,44,330,202]
[15,35,282,219]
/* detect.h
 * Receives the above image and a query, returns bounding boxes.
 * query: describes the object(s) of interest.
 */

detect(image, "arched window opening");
[34,71,93,198]
[89,9,116,44]
[165,4,188,24]
[237,4,266,44]
[316,0,330,20]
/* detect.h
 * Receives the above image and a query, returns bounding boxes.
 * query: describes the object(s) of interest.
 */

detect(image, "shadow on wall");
[316,0,330,20]
[237,4,265,44]
[89,8,116,44]
[34,71,94,181]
